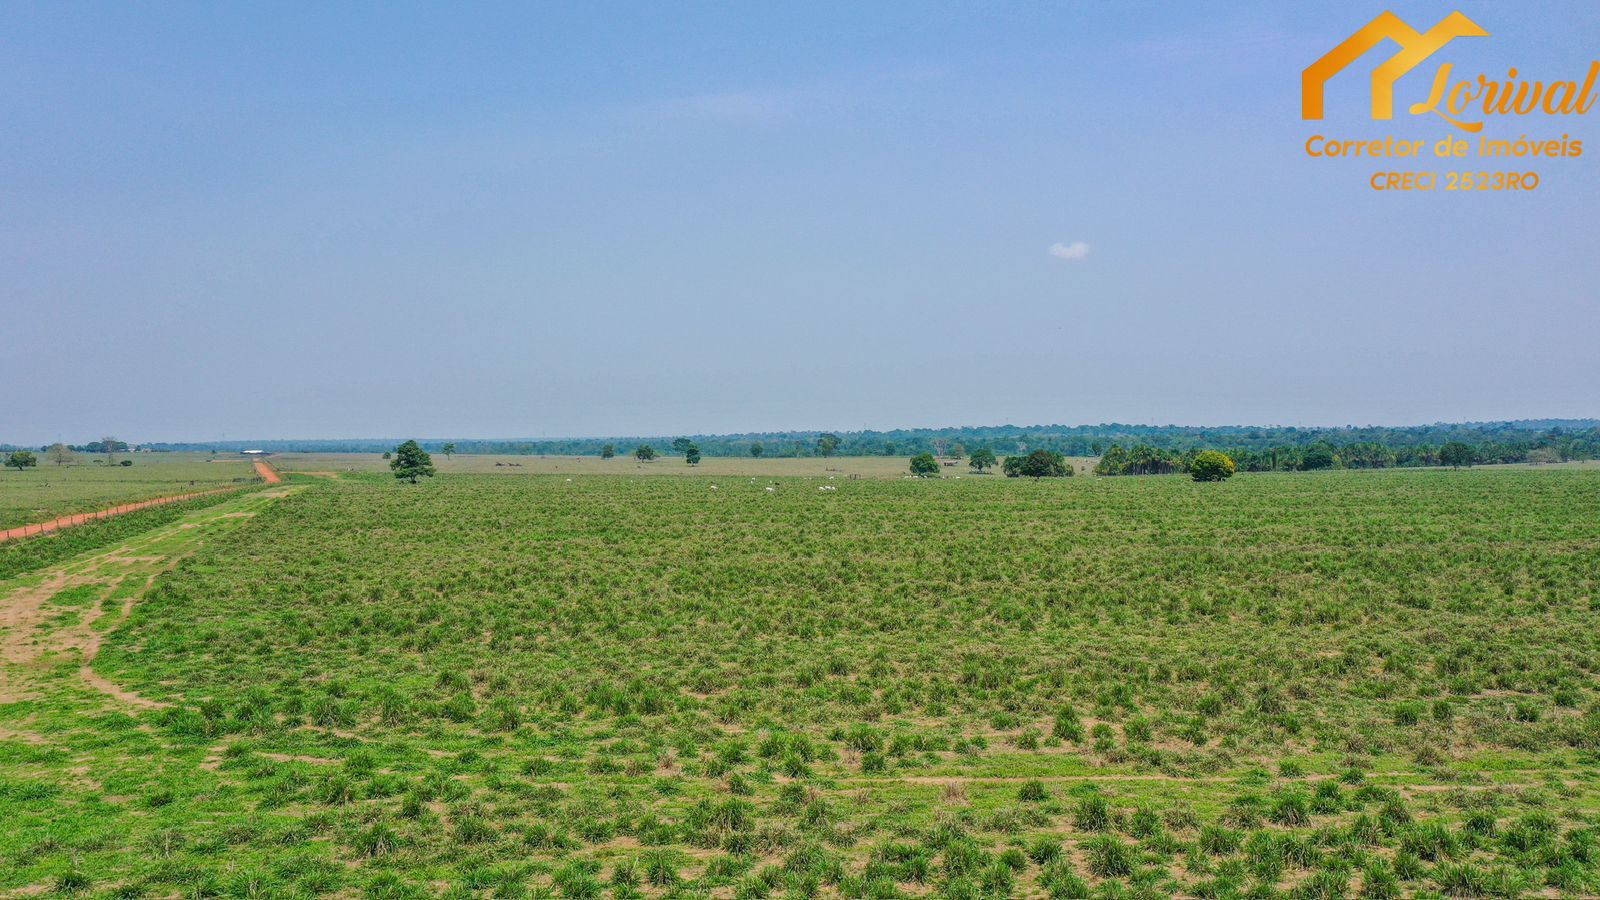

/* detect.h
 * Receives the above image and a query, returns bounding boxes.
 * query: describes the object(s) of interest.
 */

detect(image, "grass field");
[0,453,258,530]
[2,469,1599,897]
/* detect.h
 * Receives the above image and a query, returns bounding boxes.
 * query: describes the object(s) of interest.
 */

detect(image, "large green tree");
[816,433,841,457]
[1439,441,1475,468]
[635,444,658,461]
[685,443,701,465]
[389,440,435,483]
[749,442,764,458]
[600,444,616,459]
[969,447,998,473]
[1004,449,1070,478]
[1301,445,1338,470]
[6,451,38,472]
[908,453,940,477]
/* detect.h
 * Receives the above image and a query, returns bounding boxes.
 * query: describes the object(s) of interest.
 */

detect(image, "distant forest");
[121,419,1600,469]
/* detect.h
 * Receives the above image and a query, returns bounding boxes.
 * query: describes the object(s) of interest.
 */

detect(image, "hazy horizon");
[11,416,1600,451]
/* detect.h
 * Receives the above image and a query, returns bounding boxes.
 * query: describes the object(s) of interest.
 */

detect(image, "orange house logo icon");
[1302,11,1487,121]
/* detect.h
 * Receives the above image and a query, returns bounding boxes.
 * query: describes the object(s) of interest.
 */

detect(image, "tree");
[909,453,940,477]
[6,451,38,472]
[1301,445,1338,470]
[382,451,392,460]
[441,442,457,460]
[600,444,616,459]
[102,435,118,466]
[671,438,692,455]
[969,448,999,473]
[46,443,74,466]
[1439,441,1475,468]
[950,443,966,459]
[635,444,658,461]
[816,433,841,457]
[685,443,701,466]
[1126,443,1177,475]
[1190,450,1236,482]
[389,440,435,483]
[1004,449,1071,478]
[749,442,764,458]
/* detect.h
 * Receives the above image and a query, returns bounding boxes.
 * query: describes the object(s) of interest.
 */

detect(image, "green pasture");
[0,453,257,530]
[1,469,1598,897]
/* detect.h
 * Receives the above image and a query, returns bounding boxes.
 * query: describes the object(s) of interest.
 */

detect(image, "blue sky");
[4,2,1598,442]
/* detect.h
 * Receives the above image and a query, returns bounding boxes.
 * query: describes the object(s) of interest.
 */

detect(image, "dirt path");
[253,459,282,484]
[0,487,239,544]
[0,487,298,706]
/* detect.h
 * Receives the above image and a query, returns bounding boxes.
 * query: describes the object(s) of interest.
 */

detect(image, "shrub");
[1027,837,1062,865]
[1082,836,1134,877]
[1269,789,1311,826]
[979,861,1014,895]
[1041,861,1091,898]
[1074,795,1112,832]
[1360,861,1400,898]
[1431,862,1489,896]
[1190,451,1236,482]
[640,849,681,885]
[1017,779,1048,802]
[1052,707,1084,742]
[1200,825,1242,855]
[845,725,883,753]
[1393,702,1424,726]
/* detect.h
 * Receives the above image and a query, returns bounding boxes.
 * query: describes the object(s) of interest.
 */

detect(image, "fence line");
[0,484,253,545]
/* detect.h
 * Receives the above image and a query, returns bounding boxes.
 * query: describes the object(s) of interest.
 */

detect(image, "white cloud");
[1048,241,1091,262]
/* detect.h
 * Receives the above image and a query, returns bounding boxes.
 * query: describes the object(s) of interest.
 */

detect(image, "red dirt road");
[0,461,279,545]
[0,488,239,545]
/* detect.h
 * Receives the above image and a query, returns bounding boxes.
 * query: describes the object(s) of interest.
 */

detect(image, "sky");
[4,1,1598,443]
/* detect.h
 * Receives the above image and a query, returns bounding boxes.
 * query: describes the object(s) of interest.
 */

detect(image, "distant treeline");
[1093,439,1499,475]
[67,440,129,453]
[126,419,1600,466]
[1,440,129,453]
